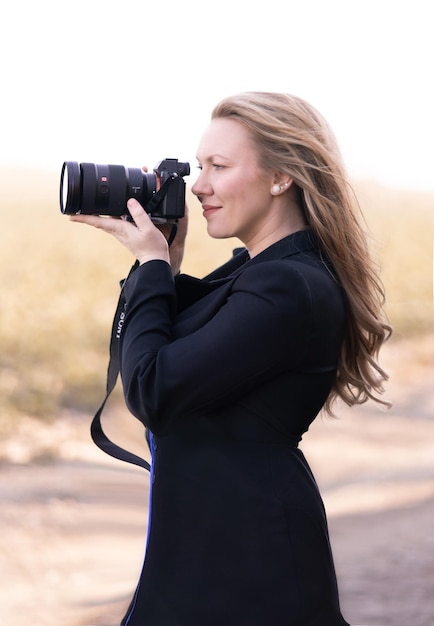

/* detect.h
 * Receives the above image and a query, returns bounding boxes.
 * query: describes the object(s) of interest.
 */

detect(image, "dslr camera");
[60,158,190,221]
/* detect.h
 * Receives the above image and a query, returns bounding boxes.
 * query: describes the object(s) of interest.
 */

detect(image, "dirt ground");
[1,336,433,626]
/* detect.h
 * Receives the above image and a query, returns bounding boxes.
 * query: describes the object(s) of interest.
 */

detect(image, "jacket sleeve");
[119,258,320,433]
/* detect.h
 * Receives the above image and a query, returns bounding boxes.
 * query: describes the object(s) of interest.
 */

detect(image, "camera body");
[60,158,190,221]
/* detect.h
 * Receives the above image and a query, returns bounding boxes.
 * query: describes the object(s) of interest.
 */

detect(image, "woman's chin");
[206,223,232,240]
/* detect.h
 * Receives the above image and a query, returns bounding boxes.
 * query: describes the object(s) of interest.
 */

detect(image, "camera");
[59,158,190,221]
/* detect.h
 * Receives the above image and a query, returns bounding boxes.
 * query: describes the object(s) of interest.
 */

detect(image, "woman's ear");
[270,175,294,196]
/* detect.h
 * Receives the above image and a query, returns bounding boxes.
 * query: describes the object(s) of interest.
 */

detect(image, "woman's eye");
[195,163,224,171]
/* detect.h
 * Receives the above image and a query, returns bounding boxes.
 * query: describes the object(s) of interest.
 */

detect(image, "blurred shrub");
[356,181,433,338]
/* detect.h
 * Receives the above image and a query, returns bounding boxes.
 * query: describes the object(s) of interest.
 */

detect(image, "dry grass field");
[0,166,433,626]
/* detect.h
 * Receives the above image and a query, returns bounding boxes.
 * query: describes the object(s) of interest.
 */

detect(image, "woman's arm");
[119,260,325,433]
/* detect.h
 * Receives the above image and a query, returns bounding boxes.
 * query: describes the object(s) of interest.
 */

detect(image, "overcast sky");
[1,0,432,191]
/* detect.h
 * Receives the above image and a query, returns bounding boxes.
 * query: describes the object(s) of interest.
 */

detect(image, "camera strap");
[90,260,151,472]
[144,173,179,216]
[89,223,178,472]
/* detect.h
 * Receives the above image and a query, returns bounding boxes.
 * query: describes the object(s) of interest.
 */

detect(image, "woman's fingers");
[126,198,152,229]
[69,213,125,234]
[69,200,170,265]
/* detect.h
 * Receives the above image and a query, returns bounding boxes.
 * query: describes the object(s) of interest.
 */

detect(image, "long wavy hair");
[212,91,391,412]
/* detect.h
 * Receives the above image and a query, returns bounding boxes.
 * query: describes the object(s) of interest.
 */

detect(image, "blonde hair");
[212,91,391,412]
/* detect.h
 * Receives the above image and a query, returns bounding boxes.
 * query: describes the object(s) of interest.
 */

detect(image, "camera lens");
[59,162,156,217]
[60,161,80,214]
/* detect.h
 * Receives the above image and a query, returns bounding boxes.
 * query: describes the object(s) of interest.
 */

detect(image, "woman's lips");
[202,205,221,217]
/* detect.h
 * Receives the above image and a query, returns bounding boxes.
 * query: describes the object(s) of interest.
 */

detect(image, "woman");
[71,92,390,625]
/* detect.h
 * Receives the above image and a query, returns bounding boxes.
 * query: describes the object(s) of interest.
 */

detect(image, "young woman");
[71,92,390,625]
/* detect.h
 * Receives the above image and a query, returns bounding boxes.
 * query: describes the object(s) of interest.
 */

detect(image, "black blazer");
[119,230,350,626]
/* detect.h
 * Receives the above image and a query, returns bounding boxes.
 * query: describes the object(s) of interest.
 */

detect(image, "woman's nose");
[191,176,201,198]
[191,171,210,198]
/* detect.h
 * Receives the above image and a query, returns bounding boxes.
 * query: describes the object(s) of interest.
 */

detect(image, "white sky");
[1,0,432,191]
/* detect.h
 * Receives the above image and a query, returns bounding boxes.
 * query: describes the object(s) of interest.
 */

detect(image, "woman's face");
[191,118,278,250]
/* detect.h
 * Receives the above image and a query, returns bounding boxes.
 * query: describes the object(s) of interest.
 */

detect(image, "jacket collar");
[245,228,317,265]
[176,230,319,314]
[206,228,317,281]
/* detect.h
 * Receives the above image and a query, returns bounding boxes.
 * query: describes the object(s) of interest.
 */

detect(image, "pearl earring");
[272,184,281,194]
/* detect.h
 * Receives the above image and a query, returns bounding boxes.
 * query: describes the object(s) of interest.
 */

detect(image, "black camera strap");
[144,173,179,215]
[90,260,151,472]
[89,223,179,471]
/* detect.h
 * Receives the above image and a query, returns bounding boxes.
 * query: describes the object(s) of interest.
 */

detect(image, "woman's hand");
[70,198,170,266]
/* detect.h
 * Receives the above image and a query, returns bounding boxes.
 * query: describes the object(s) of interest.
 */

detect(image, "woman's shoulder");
[237,249,337,288]
[232,251,344,319]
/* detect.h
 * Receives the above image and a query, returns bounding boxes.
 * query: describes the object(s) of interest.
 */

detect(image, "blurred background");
[0,1,433,625]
